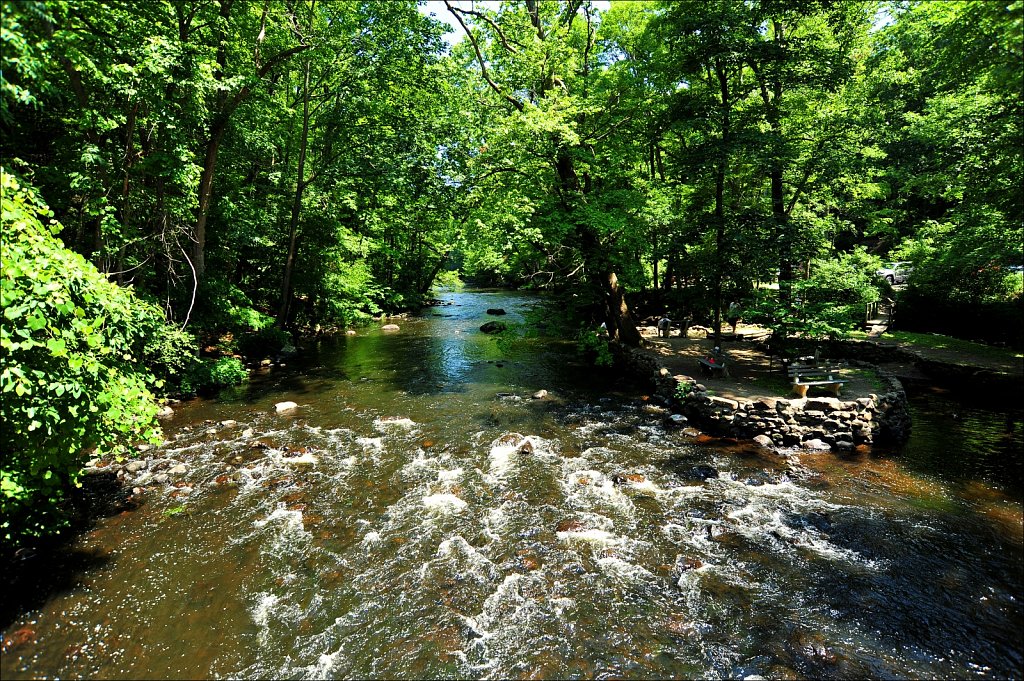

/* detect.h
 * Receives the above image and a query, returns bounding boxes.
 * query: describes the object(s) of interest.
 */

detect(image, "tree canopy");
[1,0,1021,542]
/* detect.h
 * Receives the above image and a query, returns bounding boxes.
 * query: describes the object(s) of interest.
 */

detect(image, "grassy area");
[849,329,1023,362]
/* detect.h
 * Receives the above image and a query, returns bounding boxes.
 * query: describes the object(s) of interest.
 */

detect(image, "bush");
[576,329,614,367]
[236,326,292,360]
[180,357,248,396]
[1,171,162,544]
[142,323,202,394]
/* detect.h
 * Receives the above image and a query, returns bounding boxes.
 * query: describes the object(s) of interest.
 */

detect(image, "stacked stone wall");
[612,344,911,452]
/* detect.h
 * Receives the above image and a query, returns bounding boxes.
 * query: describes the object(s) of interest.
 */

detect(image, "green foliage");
[793,249,882,337]
[236,326,292,361]
[141,323,201,395]
[180,357,247,396]
[675,382,693,401]
[1,171,161,544]
[576,329,614,368]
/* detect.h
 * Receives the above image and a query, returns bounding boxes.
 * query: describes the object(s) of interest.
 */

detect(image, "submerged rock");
[480,321,507,334]
[670,462,719,483]
[381,324,400,331]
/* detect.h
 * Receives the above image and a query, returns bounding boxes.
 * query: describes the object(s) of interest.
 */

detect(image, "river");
[2,290,1021,679]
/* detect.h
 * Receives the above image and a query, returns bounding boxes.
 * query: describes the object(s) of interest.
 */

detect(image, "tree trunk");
[277,57,312,326]
[593,269,641,346]
[712,57,731,350]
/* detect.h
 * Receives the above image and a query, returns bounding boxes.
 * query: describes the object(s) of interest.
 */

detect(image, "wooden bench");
[697,350,730,378]
[787,364,846,398]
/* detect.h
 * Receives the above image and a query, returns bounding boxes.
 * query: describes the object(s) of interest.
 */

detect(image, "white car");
[877,261,913,285]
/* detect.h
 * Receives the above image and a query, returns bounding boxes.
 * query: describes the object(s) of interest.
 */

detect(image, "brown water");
[2,290,1022,679]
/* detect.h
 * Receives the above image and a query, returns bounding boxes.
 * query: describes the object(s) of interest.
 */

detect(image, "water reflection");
[1,290,1020,680]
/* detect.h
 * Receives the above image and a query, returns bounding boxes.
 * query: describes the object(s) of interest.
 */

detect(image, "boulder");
[381,324,400,331]
[345,329,357,335]
[532,390,548,399]
[156,406,174,419]
[753,434,775,449]
[802,438,830,451]
[125,460,147,474]
[480,321,507,334]
[241,428,255,438]
[167,464,188,476]
[486,308,507,315]
[274,401,299,413]
[220,420,238,428]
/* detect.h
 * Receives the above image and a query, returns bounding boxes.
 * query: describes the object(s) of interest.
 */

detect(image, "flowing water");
[2,291,1022,679]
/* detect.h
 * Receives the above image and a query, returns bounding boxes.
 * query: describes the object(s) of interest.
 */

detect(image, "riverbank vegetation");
[2,0,1021,544]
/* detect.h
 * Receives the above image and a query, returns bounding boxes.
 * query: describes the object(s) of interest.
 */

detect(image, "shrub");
[142,323,202,394]
[180,357,248,396]
[236,325,292,360]
[1,171,162,544]
[576,329,614,367]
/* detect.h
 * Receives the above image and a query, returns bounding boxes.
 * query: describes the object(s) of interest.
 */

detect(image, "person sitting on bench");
[698,346,730,377]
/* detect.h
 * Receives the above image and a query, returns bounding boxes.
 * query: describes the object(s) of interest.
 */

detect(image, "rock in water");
[156,405,174,419]
[381,324,400,331]
[345,329,357,335]
[486,308,507,315]
[532,390,548,399]
[480,321,507,334]
[274,401,298,412]
[753,434,774,449]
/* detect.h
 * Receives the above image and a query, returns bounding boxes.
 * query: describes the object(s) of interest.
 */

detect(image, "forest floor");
[637,322,1023,403]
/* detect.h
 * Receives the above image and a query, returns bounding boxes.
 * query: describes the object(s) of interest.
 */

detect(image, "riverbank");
[617,323,1022,453]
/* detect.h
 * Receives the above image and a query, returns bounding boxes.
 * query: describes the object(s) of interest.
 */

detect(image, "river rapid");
[2,290,1021,679]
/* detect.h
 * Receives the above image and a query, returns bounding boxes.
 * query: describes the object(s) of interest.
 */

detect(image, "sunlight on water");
[2,291,1020,680]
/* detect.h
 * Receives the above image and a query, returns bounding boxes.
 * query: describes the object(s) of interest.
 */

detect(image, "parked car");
[876,261,913,285]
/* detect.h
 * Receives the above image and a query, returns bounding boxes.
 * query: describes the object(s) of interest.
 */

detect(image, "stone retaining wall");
[613,344,911,452]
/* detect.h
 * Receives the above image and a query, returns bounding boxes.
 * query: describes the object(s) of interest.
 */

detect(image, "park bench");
[787,363,847,398]
[697,348,730,378]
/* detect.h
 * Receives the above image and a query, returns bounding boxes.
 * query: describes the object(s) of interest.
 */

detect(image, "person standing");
[726,302,741,333]
[657,316,671,338]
